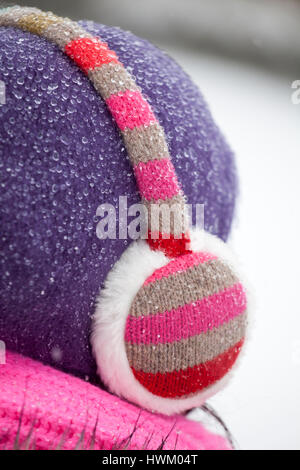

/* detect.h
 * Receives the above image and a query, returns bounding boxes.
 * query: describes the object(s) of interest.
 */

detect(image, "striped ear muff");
[1,6,248,415]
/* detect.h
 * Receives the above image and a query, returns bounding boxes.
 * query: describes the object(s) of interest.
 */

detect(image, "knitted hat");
[0,5,247,442]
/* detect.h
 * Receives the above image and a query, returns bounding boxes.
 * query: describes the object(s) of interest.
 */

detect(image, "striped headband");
[0,5,190,259]
[0,6,248,415]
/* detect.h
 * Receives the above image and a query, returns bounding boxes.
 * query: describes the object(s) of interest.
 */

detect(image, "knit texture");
[0,6,189,257]
[0,351,231,450]
[0,14,237,381]
[0,4,247,441]
[125,251,247,398]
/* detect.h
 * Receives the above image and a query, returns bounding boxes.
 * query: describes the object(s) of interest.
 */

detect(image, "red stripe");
[147,231,191,258]
[131,339,244,398]
[65,37,119,72]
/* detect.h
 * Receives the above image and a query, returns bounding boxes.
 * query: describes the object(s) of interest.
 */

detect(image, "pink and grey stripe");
[1,6,248,401]
[125,254,247,398]
[0,6,189,258]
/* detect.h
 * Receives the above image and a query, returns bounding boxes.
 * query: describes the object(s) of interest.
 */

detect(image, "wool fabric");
[0,8,237,382]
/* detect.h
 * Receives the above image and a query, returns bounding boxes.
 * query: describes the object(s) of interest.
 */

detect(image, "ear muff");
[1,6,248,415]
[92,230,247,415]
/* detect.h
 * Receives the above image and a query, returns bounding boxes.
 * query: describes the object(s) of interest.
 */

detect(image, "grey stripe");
[144,195,188,236]
[126,313,247,373]
[122,122,169,166]
[89,63,140,100]
[0,7,41,26]
[130,259,238,318]
[44,20,91,49]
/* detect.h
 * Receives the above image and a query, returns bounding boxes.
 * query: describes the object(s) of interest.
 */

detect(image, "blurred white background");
[181,49,300,450]
[6,0,300,449]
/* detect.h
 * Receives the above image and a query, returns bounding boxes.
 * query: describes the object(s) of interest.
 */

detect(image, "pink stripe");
[125,283,247,345]
[144,252,217,285]
[106,90,156,131]
[134,158,180,201]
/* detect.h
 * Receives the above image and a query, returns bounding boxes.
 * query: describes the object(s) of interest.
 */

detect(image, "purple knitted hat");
[0,6,247,419]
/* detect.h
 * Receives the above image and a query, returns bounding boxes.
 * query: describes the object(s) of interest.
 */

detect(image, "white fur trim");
[91,231,248,415]
[190,228,239,268]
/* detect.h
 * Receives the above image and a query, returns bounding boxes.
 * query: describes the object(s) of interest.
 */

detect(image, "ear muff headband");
[0,6,248,415]
[0,5,190,258]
